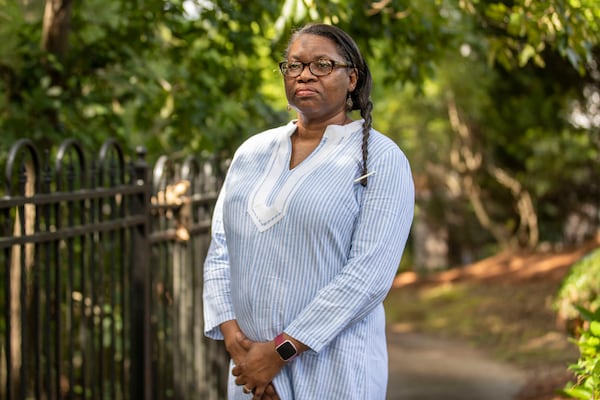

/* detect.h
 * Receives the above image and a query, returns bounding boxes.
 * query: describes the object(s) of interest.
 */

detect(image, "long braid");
[359,100,373,186]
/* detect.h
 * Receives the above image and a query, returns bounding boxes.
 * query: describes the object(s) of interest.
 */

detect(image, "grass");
[384,279,578,370]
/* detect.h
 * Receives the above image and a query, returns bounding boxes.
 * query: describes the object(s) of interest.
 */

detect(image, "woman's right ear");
[348,68,358,92]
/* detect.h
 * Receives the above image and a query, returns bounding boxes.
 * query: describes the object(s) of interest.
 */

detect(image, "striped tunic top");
[203,119,415,399]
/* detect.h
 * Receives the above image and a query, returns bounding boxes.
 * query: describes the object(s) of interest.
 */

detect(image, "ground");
[386,330,528,400]
[384,235,600,400]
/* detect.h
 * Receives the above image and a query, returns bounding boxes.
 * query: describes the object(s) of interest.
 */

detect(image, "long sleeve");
[203,182,235,340]
[283,145,414,352]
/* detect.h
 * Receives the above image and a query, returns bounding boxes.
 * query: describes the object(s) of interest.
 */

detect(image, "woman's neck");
[295,113,352,139]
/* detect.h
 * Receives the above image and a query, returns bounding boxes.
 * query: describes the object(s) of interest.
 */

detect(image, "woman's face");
[283,34,357,122]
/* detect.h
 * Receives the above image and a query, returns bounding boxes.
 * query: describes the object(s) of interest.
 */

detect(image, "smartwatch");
[274,333,298,362]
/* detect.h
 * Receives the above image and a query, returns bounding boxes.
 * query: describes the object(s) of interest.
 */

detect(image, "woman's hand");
[220,321,280,399]
[220,320,248,365]
[232,332,284,399]
[261,383,280,400]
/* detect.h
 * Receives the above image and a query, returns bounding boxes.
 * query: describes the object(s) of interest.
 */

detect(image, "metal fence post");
[130,146,152,400]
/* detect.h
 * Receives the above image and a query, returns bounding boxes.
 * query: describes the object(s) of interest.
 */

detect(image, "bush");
[554,247,600,333]
[555,247,600,398]
[559,306,600,399]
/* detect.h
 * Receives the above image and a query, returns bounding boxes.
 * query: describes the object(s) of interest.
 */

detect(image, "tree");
[365,0,599,263]
[1,0,598,259]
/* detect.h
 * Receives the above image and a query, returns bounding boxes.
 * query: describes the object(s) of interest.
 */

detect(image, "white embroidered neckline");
[247,120,363,232]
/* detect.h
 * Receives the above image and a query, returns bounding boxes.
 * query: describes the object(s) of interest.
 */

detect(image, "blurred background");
[1,1,599,399]
[2,0,598,268]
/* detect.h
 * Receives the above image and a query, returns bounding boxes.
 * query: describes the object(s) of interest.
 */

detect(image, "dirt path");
[386,327,527,400]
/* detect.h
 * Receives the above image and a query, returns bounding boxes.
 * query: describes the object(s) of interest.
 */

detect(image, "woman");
[203,23,414,400]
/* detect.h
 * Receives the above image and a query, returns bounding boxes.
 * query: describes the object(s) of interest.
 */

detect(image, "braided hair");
[287,24,374,186]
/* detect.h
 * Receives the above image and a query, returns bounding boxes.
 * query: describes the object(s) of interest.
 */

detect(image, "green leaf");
[518,44,537,67]
[562,387,593,399]
[593,359,600,378]
[591,321,600,337]
[574,305,598,322]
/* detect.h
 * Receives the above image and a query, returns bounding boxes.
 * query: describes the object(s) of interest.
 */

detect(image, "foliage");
[1,0,599,256]
[555,247,600,324]
[0,0,288,161]
[560,306,600,399]
[555,247,600,398]
[2,0,457,160]
[459,0,600,74]
[375,33,599,260]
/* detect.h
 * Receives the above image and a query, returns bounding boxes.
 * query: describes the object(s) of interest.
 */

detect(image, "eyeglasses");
[279,59,354,77]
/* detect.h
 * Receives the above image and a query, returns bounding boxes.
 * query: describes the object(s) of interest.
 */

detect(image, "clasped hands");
[223,321,283,400]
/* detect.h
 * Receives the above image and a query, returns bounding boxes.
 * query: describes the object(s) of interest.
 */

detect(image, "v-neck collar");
[247,120,363,232]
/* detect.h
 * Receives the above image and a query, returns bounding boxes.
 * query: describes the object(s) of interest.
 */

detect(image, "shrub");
[554,247,600,333]
[559,306,600,399]
[555,247,600,399]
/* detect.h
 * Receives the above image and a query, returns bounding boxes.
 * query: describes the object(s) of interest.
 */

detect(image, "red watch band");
[274,333,298,362]
[274,333,286,346]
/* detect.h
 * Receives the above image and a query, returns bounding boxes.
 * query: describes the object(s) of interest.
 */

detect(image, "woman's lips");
[295,88,318,97]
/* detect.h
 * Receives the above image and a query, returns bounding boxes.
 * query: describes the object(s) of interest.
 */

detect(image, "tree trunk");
[489,166,539,248]
[42,0,72,58]
[447,96,539,249]
[41,0,73,135]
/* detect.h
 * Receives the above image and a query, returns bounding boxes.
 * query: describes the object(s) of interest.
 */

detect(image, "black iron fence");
[0,138,229,400]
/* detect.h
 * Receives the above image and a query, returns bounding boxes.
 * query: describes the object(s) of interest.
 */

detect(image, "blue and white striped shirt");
[203,119,414,399]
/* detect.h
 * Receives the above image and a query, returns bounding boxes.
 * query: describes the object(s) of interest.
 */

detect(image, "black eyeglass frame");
[278,59,354,77]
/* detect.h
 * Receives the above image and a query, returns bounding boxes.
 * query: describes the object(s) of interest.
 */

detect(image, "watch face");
[277,341,297,361]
